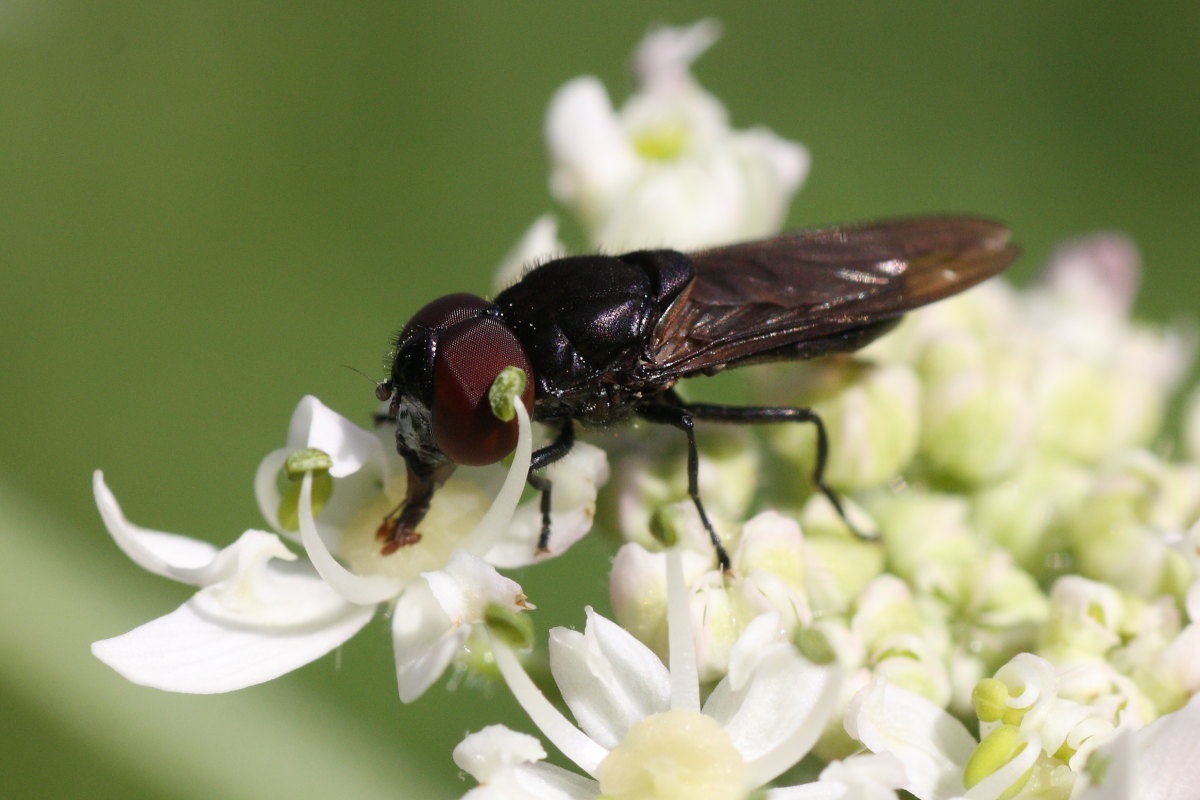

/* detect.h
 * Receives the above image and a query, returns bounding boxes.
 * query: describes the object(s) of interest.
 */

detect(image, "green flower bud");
[1033,359,1160,463]
[917,335,1034,486]
[1064,453,1200,600]
[766,360,921,492]
[872,490,977,589]
[970,456,1089,577]
[800,529,884,614]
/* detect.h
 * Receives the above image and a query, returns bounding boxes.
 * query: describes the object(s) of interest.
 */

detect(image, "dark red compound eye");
[431,317,536,466]
[401,293,491,343]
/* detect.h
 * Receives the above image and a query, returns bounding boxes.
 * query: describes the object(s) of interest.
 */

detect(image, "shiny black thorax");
[494,250,693,425]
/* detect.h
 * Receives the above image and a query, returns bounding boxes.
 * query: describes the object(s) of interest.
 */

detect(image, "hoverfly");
[375,216,1018,570]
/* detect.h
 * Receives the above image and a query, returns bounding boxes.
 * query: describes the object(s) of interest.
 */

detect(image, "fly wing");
[646,216,1018,377]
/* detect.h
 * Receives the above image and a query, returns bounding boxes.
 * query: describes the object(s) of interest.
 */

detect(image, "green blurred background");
[3,2,1198,797]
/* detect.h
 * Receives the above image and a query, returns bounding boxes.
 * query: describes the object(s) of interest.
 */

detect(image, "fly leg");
[635,403,733,572]
[676,400,863,538]
[528,419,575,553]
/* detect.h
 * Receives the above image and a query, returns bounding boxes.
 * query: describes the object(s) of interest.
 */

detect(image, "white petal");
[256,396,390,542]
[549,608,671,750]
[819,753,907,797]
[284,395,385,478]
[93,471,219,585]
[462,761,596,800]
[391,577,463,703]
[486,441,608,568]
[456,725,548,782]
[92,557,375,693]
[1127,691,1200,799]
[392,553,528,703]
[723,613,785,691]
[545,76,637,213]
[1079,731,1134,800]
[704,632,840,786]
[491,215,563,295]
[633,19,721,90]
[253,448,291,534]
[430,550,528,620]
[845,678,976,800]
[768,753,907,800]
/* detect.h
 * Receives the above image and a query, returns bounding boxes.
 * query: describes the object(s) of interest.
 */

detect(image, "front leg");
[527,419,575,553]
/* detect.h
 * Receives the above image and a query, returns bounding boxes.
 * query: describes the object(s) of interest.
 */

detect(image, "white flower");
[457,546,904,799]
[545,19,809,252]
[849,653,1200,800]
[94,393,605,701]
[91,479,374,693]
[1085,691,1200,800]
[609,512,819,682]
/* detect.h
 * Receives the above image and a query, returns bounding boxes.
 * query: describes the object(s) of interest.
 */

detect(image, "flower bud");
[917,333,1035,485]
[763,360,920,492]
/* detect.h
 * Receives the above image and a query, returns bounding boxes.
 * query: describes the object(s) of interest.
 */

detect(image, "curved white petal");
[549,609,671,750]
[94,471,219,585]
[704,628,840,787]
[285,395,386,478]
[91,551,375,693]
[846,678,976,800]
[256,396,390,544]
[485,441,608,568]
[253,448,290,534]
[298,472,405,604]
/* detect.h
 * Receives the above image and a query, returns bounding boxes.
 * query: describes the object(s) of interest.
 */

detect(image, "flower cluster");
[93,20,1200,799]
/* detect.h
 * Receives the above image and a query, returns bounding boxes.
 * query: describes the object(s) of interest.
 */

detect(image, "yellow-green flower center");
[633,122,689,161]
[597,710,746,800]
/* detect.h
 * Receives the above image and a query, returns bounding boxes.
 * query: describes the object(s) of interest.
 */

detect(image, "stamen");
[458,396,533,556]
[488,629,609,777]
[665,547,700,713]
[298,472,405,605]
